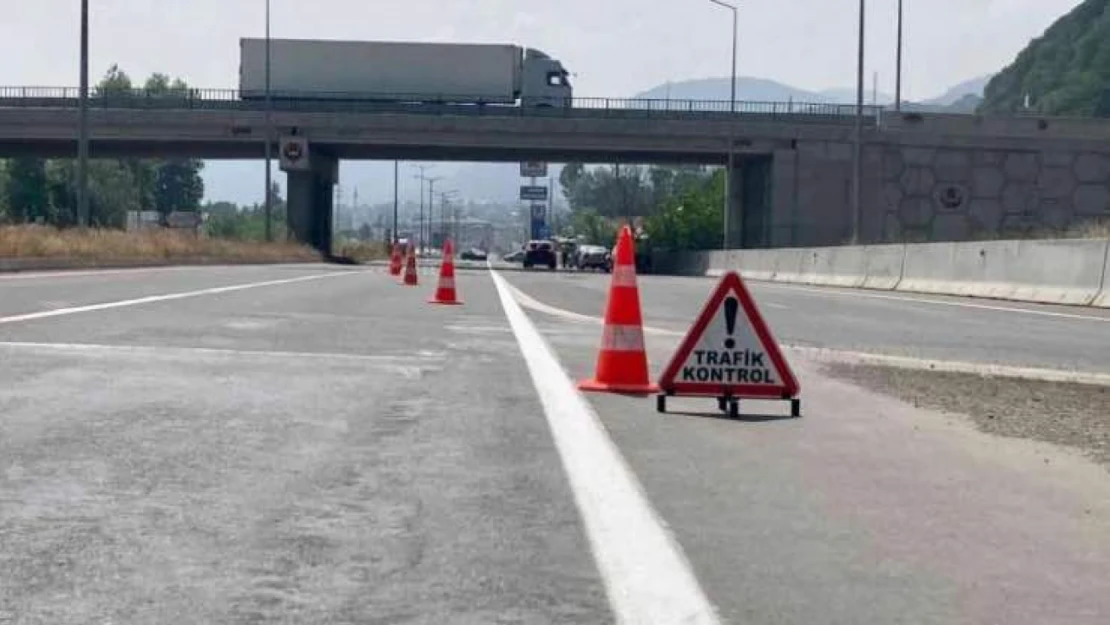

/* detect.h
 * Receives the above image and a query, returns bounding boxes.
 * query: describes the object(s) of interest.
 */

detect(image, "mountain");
[979,0,1110,116]
[921,75,992,106]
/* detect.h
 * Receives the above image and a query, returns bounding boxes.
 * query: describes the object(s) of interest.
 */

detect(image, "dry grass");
[1065,219,1110,239]
[0,225,320,263]
[333,240,389,263]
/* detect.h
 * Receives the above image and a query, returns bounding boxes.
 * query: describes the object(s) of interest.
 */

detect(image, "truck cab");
[520,48,572,108]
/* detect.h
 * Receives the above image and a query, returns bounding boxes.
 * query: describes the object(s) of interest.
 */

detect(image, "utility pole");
[412,165,433,252]
[895,0,904,111]
[77,0,89,228]
[392,161,399,245]
[263,0,273,241]
[851,0,866,245]
[426,176,442,249]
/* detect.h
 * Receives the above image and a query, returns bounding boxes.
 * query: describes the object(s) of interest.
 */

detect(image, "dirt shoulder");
[823,363,1110,467]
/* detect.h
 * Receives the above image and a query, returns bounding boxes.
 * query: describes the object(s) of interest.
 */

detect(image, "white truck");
[239,38,573,108]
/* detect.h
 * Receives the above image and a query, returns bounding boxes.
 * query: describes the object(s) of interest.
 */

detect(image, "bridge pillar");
[284,149,337,255]
[726,154,775,249]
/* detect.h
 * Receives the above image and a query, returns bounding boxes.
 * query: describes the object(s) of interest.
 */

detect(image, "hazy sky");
[0,0,1084,204]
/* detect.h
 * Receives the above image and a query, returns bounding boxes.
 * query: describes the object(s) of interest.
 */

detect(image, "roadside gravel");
[823,364,1110,467]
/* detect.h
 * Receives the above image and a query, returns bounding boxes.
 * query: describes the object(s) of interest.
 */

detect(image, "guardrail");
[0,86,883,124]
[653,238,1110,309]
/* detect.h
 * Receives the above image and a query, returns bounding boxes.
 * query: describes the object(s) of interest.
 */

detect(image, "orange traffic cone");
[402,242,419,286]
[578,225,658,395]
[429,239,463,305]
[388,242,403,276]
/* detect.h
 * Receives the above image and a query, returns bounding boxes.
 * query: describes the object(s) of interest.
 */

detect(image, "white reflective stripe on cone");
[437,278,455,289]
[611,264,638,288]
[601,324,646,352]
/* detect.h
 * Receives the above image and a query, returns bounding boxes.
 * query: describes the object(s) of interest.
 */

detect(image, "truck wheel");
[523,262,532,269]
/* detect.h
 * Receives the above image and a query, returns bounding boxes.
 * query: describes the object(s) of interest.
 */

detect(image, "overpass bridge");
[2,87,1109,253]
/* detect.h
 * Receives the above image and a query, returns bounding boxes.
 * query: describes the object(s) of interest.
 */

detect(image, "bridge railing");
[0,86,884,124]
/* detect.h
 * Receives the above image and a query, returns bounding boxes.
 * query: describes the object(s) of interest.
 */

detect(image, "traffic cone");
[578,225,658,395]
[429,239,463,305]
[402,242,419,286]
[388,242,403,276]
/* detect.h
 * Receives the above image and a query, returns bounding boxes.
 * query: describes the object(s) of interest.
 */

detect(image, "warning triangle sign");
[659,271,799,399]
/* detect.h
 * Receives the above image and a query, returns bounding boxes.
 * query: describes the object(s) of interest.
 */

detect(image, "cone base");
[428,299,463,305]
[577,379,660,396]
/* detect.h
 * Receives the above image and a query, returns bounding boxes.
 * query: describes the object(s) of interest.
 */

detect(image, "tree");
[96,64,133,96]
[154,160,205,215]
[643,169,725,251]
[5,158,50,223]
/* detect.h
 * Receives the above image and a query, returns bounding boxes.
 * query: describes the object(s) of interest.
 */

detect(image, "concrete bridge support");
[283,146,337,255]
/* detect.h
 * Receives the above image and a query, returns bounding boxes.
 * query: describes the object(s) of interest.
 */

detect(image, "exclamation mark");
[723,297,738,349]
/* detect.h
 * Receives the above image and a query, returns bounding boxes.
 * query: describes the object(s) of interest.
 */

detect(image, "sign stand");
[656,271,801,418]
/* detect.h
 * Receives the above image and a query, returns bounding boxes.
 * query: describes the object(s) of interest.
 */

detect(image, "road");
[1,264,1108,624]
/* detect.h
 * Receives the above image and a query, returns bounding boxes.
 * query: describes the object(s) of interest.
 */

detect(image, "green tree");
[5,158,50,223]
[979,0,1110,116]
[154,160,205,215]
[643,169,725,251]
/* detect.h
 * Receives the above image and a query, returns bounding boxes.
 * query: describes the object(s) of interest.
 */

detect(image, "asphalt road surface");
[2,264,1108,624]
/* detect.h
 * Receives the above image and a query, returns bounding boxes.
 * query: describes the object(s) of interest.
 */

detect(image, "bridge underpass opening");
[281,153,787,257]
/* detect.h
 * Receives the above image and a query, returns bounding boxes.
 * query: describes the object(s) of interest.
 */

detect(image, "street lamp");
[851,0,865,244]
[77,0,89,228]
[895,0,904,111]
[412,164,433,252]
[706,0,739,249]
[706,0,738,113]
[263,0,273,241]
[392,161,399,246]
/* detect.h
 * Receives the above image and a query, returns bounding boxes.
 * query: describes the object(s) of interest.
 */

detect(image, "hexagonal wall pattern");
[932,149,972,183]
[900,167,936,197]
[1003,152,1039,182]
[968,198,1004,230]
[931,213,971,240]
[1074,153,1110,183]
[1073,184,1110,216]
[1036,167,1076,199]
[972,167,1005,198]
[898,196,935,228]
[1002,183,1041,215]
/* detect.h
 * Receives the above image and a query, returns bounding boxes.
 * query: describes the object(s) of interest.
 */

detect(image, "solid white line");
[0,271,354,325]
[490,269,721,625]
[0,340,443,363]
[0,265,198,281]
[755,282,1110,323]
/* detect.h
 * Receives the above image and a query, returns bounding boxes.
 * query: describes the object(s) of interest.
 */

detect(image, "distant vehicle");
[575,245,612,272]
[502,249,526,263]
[523,240,558,270]
[460,248,488,261]
[239,38,573,108]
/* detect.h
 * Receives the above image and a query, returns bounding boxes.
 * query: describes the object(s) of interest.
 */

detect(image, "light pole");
[895,0,904,111]
[851,0,865,244]
[707,0,738,249]
[707,0,738,114]
[77,0,89,228]
[392,161,399,245]
[426,176,442,250]
[412,165,433,252]
[263,0,273,241]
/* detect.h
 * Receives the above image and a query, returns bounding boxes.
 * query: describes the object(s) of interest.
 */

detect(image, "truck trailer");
[239,38,572,107]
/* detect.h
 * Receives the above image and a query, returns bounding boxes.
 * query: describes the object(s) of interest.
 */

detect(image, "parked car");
[523,240,558,270]
[575,244,612,272]
[460,248,488,261]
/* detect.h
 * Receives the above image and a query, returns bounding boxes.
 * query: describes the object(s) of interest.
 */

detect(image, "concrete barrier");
[651,236,1110,308]
[861,244,906,290]
[898,239,1107,305]
[1094,242,1110,308]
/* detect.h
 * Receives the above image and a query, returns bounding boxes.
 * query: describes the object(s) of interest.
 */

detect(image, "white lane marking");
[0,271,355,325]
[754,282,1110,323]
[490,269,721,625]
[0,340,443,363]
[501,274,1110,386]
[0,265,213,281]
